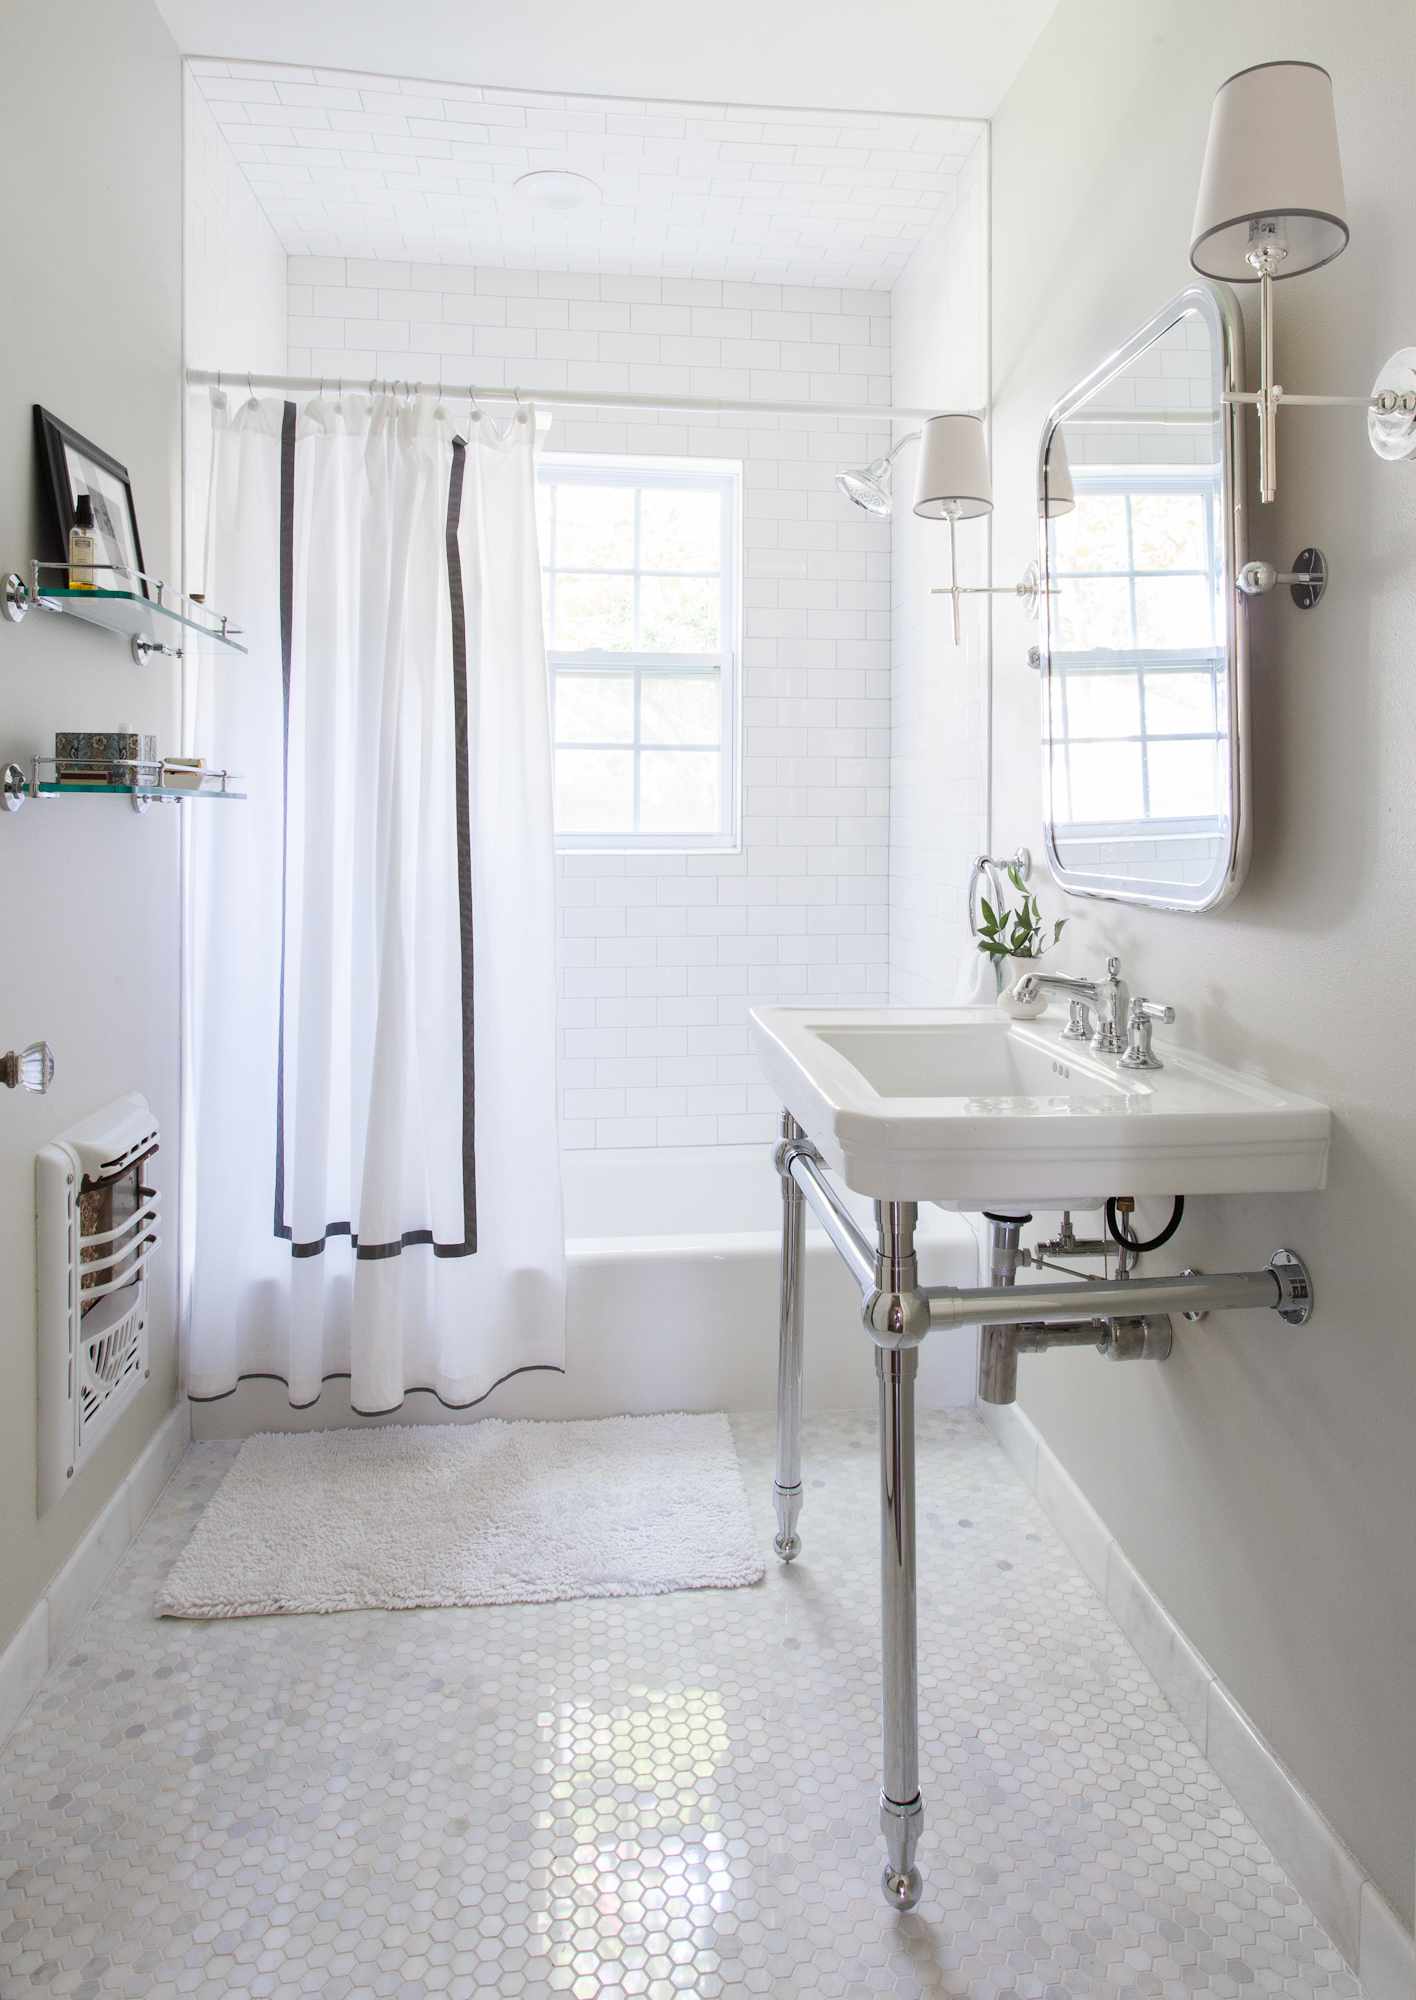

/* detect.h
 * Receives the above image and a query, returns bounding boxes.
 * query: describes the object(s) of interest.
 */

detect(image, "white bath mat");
[156,1411,764,1618]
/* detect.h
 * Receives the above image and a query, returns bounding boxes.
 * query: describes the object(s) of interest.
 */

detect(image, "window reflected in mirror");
[1038,289,1243,911]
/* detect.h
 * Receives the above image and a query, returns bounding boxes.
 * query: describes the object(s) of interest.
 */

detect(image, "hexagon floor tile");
[1,1411,1365,1998]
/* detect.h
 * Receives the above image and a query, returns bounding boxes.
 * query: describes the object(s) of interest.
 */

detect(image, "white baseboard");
[0,1399,190,1749]
[981,1399,1414,2000]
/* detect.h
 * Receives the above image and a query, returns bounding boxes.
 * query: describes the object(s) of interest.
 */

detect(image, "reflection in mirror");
[1038,284,1246,912]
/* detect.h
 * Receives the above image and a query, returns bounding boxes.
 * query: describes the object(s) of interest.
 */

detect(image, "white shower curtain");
[184,391,564,1413]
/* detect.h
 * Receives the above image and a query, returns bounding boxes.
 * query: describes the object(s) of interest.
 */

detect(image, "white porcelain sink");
[750,1005,1331,1209]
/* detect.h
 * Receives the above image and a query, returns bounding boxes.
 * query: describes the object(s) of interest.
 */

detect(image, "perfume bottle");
[68,494,98,590]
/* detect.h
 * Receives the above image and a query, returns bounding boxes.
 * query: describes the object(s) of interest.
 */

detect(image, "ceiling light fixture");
[512,170,602,212]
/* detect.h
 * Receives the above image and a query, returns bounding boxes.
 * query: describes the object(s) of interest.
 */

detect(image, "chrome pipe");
[978,1213,1028,1404]
[987,1214,1026,1288]
[927,1265,1282,1330]
[1011,1317,1110,1352]
[184,365,945,427]
[876,1199,920,1296]
[980,1317,1166,1405]
[876,1337,923,1913]
[772,1113,807,1563]
[977,1327,1018,1405]
[786,1149,875,1295]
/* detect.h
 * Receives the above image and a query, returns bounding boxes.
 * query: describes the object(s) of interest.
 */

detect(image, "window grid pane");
[551,663,726,837]
[541,459,737,847]
[1051,480,1224,829]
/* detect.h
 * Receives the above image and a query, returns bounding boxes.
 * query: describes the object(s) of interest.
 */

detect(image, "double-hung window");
[537,456,740,851]
[1047,468,1225,833]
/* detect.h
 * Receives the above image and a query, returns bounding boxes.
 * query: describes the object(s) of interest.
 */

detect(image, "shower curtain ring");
[514,385,528,424]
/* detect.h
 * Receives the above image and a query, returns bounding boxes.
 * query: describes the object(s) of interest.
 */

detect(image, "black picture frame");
[33,406,147,598]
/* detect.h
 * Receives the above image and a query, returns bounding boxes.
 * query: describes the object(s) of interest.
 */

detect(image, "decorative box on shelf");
[2,754,246,816]
[3,560,246,663]
[54,731,158,785]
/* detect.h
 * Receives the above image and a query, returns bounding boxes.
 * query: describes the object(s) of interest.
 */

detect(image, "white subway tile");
[290,249,891,1154]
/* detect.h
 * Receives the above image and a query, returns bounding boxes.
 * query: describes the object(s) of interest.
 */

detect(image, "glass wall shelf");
[3,757,246,816]
[3,562,246,662]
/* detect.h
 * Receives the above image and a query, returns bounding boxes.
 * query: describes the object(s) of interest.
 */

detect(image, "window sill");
[556,837,742,858]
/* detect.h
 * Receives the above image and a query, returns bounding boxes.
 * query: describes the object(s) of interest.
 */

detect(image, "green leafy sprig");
[976,866,1067,964]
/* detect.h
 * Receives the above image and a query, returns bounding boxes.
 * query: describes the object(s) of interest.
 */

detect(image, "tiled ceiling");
[192,62,982,289]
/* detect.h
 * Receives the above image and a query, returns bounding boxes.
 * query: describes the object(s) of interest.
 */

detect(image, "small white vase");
[996,958,1048,1019]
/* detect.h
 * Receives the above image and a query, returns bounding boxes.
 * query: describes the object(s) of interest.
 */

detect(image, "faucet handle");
[1061,996,1093,1042]
[1106,954,1122,980]
[1120,998,1174,1071]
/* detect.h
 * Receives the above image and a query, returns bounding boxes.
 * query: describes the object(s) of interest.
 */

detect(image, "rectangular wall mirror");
[1037,282,1249,912]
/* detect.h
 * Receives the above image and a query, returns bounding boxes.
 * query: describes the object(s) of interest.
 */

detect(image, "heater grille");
[37,1095,159,1513]
[80,1305,145,1422]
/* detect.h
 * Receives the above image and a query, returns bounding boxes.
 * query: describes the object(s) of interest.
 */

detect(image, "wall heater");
[36,1093,160,1513]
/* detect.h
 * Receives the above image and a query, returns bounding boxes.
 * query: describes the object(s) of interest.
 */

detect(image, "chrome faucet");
[1014,955,1129,1055]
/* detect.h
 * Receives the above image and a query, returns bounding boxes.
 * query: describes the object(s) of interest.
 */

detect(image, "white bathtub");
[551,1144,981,1418]
[193,1145,980,1436]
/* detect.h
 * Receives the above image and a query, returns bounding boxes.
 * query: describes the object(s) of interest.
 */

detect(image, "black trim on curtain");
[188,1360,563,1417]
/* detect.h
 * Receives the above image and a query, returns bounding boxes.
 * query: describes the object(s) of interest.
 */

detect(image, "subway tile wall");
[289,256,892,1149]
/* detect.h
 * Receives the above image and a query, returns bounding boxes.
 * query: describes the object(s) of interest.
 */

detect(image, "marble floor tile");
[0,1411,1364,1999]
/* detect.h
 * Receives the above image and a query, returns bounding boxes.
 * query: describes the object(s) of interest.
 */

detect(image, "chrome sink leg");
[772,1111,806,1561]
[877,1333,923,1912]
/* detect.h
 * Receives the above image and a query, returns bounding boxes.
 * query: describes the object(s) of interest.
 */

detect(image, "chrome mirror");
[1037,282,1248,912]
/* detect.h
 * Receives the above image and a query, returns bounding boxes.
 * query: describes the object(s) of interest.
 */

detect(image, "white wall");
[292,258,893,1150]
[183,72,287,376]
[889,136,991,1006]
[988,0,1416,1925]
[181,70,286,598]
[0,0,183,1656]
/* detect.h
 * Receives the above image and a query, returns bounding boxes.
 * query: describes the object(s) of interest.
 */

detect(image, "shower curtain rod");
[184,367,947,427]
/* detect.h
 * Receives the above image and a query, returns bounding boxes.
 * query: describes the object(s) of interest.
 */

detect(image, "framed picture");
[33,407,147,597]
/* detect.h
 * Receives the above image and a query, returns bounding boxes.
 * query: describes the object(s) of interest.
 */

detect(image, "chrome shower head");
[835,456,895,515]
[835,431,922,516]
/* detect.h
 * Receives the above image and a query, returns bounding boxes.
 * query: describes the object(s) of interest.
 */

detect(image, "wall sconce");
[1190,59,1416,504]
[919,414,1067,643]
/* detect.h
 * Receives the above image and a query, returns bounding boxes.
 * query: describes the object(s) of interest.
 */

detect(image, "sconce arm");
[1228,265,1416,498]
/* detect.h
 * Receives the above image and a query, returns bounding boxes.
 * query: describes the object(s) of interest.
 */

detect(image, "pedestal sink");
[751,1001,1330,1913]
[750,1004,1331,1208]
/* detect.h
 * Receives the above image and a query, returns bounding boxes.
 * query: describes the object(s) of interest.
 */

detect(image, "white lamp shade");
[1190,60,1348,281]
[1040,429,1075,518]
[913,413,992,520]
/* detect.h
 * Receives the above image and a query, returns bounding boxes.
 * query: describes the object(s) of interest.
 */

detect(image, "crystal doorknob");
[1,1041,55,1092]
